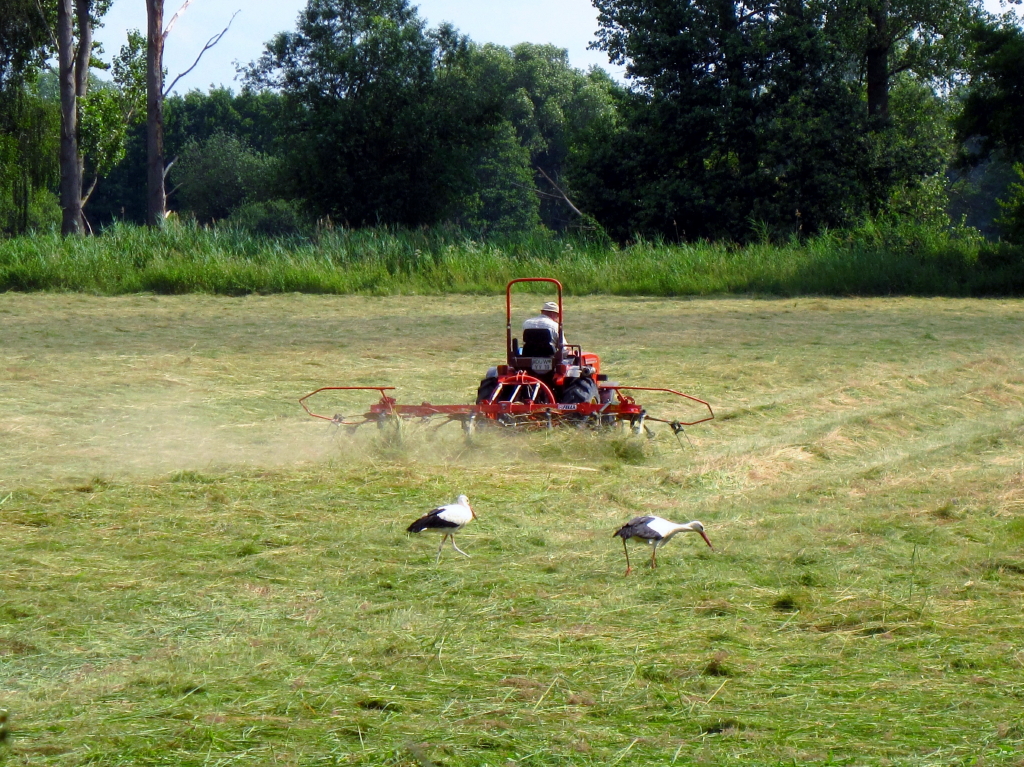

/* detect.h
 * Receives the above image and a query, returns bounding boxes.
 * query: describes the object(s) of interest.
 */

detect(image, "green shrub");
[0,187,59,236]
[973,242,1024,294]
[24,189,59,233]
[995,163,1024,244]
[225,200,306,237]
[171,133,278,223]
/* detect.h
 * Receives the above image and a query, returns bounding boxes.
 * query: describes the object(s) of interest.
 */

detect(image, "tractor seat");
[521,328,557,357]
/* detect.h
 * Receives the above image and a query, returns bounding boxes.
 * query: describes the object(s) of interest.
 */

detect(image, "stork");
[612,516,713,575]
[406,494,476,563]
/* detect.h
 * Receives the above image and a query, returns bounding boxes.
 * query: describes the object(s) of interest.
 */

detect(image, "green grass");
[1,294,1024,765]
[1,220,1022,296]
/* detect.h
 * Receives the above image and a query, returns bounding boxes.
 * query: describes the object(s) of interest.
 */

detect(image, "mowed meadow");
[1,293,1024,766]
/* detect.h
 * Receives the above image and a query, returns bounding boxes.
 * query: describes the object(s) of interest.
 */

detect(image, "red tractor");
[301,278,713,438]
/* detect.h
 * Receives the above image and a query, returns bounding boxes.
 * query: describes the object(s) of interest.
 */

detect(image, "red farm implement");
[300,278,714,440]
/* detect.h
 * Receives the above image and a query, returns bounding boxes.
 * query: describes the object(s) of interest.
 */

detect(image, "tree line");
[1,0,1022,243]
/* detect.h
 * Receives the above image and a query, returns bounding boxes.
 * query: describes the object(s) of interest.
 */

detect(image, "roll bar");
[506,278,563,366]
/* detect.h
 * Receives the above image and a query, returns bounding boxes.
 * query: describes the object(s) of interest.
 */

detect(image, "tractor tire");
[476,376,499,404]
[559,376,599,405]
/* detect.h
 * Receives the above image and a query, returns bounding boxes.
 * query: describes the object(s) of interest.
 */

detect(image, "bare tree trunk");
[866,0,890,119]
[866,46,889,118]
[717,0,758,174]
[146,0,166,227]
[147,2,232,227]
[74,0,92,101]
[58,0,83,235]
[75,0,92,230]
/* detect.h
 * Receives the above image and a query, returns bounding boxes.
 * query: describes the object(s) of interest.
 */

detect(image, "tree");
[79,30,146,213]
[146,0,166,227]
[146,0,235,227]
[246,0,502,228]
[170,132,277,222]
[1,2,145,234]
[588,0,876,240]
[955,17,1024,243]
[0,0,53,90]
[164,87,284,156]
[57,0,112,234]
[470,43,619,232]
[0,82,60,235]
[995,163,1024,242]
[585,0,971,241]
[460,119,540,236]
[825,0,981,120]
[85,87,286,226]
[956,17,1024,161]
[0,1,59,234]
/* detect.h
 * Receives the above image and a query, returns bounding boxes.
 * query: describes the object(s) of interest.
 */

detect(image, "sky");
[94,0,623,94]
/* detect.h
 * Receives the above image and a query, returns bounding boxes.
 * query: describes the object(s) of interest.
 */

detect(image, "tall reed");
[1,220,1020,296]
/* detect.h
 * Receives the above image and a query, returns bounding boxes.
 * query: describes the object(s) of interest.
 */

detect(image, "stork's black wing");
[407,507,461,533]
[613,516,658,540]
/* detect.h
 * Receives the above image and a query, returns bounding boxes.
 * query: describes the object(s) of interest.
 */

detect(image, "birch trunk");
[57,0,82,234]
[146,0,166,227]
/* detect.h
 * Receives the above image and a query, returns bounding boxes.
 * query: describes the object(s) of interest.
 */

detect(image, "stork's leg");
[436,534,448,563]
[622,537,632,576]
[650,543,658,569]
[450,536,471,559]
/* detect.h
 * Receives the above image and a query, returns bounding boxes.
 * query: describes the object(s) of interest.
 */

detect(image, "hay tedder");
[300,278,714,440]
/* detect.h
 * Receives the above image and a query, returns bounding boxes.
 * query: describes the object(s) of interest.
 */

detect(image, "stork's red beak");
[699,531,714,551]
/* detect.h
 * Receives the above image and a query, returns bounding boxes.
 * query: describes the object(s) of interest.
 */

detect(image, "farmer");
[522,301,568,349]
[521,300,596,405]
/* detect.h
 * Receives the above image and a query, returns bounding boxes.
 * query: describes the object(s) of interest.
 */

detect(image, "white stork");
[406,494,476,563]
[612,516,714,575]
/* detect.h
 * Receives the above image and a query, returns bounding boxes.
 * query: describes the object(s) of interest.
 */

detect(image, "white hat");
[541,301,559,313]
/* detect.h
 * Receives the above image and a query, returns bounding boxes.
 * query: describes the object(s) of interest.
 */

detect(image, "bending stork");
[407,494,476,563]
[613,516,713,575]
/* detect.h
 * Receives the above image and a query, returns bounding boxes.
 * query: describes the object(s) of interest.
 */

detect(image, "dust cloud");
[0,389,540,487]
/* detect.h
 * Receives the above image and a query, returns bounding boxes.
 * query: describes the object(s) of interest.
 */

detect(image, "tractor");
[300,278,713,438]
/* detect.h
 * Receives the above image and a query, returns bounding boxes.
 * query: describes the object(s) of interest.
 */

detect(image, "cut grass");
[1,294,1024,765]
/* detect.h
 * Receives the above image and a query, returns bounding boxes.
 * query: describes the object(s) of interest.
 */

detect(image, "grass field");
[1,293,1024,766]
